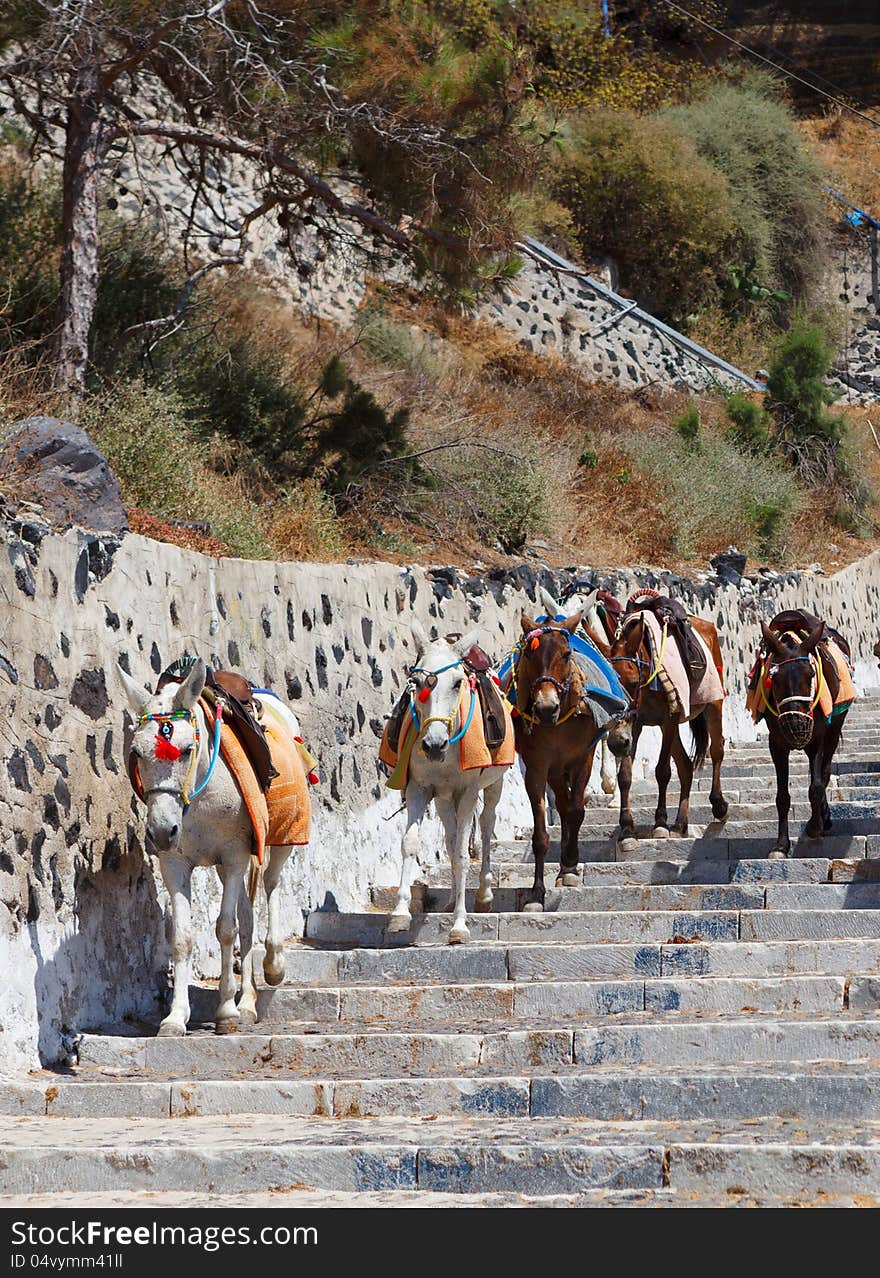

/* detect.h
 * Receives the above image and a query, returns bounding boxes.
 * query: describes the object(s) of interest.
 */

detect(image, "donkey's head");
[409,619,478,762]
[601,615,646,758]
[118,659,207,852]
[518,611,582,727]
[760,622,823,750]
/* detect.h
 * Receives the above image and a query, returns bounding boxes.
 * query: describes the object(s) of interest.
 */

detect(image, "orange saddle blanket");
[379,688,515,791]
[202,700,311,862]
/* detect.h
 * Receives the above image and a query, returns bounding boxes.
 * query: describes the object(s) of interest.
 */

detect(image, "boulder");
[1,416,128,535]
[710,546,747,587]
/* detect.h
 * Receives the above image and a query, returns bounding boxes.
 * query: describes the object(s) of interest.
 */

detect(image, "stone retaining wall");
[2,522,880,1071]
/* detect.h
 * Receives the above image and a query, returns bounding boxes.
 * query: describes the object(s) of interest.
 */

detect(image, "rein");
[609,620,668,720]
[759,653,824,722]
[135,700,225,809]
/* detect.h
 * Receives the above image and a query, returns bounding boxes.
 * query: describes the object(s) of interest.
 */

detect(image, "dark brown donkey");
[511,612,603,911]
[592,609,728,849]
[753,616,852,859]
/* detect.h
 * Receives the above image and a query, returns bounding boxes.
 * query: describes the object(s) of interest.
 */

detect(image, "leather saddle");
[628,594,707,681]
[156,660,279,794]
[768,608,851,660]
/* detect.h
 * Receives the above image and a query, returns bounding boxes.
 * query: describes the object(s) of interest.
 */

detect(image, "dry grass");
[800,113,880,212]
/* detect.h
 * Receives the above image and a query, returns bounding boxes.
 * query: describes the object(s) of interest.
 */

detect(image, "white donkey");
[539,586,617,800]
[119,658,294,1036]
[387,621,509,945]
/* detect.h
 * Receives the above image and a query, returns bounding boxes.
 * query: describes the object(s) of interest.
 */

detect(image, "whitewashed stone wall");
[2,523,880,1073]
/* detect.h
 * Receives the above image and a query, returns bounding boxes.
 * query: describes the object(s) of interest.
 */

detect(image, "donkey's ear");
[521,612,537,635]
[539,586,560,617]
[118,665,151,717]
[761,623,785,658]
[454,628,481,659]
[172,658,207,711]
[410,617,429,660]
[800,622,825,657]
[561,610,583,634]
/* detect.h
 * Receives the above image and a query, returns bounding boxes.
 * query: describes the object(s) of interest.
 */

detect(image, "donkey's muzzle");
[421,740,449,762]
[779,712,813,750]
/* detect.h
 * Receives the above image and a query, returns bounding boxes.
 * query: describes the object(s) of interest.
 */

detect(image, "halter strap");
[759,653,824,721]
[135,701,224,808]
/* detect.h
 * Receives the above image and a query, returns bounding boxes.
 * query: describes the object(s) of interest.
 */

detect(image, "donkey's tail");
[247,857,263,907]
[689,708,709,771]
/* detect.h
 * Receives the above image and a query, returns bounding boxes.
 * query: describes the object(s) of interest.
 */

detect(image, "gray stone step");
[262,936,880,985]
[179,972,855,1029]
[481,832,873,863]
[2,1114,879,1196]
[573,802,880,838]
[304,907,880,947]
[417,857,879,888]
[21,1059,880,1123]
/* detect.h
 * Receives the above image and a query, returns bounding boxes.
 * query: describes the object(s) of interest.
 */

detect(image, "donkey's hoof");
[215,1017,239,1036]
[157,1019,186,1038]
[263,962,285,987]
[556,872,580,887]
[653,826,670,840]
[618,837,639,854]
[473,895,493,914]
[522,900,545,913]
[386,911,412,935]
[767,846,789,861]
[448,925,470,945]
[238,1008,257,1029]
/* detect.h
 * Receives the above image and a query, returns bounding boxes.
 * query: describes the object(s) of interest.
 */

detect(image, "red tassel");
[491,674,501,686]
[155,735,181,762]
[295,736,304,743]
[511,706,519,718]
[530,636,540,651]
[764,676,773,689]
[308,770,319,785]
[417,687,431,703]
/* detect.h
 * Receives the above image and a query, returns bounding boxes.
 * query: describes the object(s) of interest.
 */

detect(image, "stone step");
[572,801,880,837]
[403,881,880,915]
[304,907,880,947]
[18,1059,880,1122]
[416,857,879,888]
[179,972,858,1029]
[2,1114,879,1196]
[6,1187,875,1208]
[273,937,880,984]
[489,832,874,862]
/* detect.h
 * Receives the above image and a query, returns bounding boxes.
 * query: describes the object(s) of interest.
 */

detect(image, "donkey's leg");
[262,845,293,986]
[475,777,503,913]
[549,769,573,884]
[806,721,842,837]
[158,855,194,1037]
[236,862,259,1027]
[707,700,729,820]
[819,717,845,833]
[600,741,617,798]
[438,791,477,945]
[653,723,675,838]
[388,786,429,934]
[617,724,642,854]
[669,727,694,837]
[768,737,792,859]
[215,865,245,1034]
[523,762,550,912]
[557,752,594,887]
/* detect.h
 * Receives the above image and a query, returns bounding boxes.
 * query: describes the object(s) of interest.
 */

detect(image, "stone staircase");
[3,704,880,1208]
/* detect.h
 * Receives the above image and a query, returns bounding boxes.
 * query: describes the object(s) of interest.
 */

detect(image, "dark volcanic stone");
[3,417,128,534]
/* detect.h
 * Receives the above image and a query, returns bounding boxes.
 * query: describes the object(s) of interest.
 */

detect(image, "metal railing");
[516,236,766,392]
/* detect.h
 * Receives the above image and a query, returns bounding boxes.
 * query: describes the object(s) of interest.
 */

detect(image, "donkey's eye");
[180,745,194,757]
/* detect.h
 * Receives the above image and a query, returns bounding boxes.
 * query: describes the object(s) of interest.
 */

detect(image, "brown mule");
[511,611,603,910]
[591,609,728,849]
[755,619,850,859]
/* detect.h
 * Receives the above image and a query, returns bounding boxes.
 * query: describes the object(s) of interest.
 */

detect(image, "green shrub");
[663,75,827,307]
[725,392,774,454]
[673,404,701,449]
[627,429,800,560]
[80,382,272,559]
[358,309,445,380]
[554,111,737,323]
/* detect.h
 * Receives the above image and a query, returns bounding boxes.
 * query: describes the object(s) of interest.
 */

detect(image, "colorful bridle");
[510,626,583,727]
[408,659,476,746]
[759,651,823,745]
[135,701,224,808]
[608,619,668,721]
